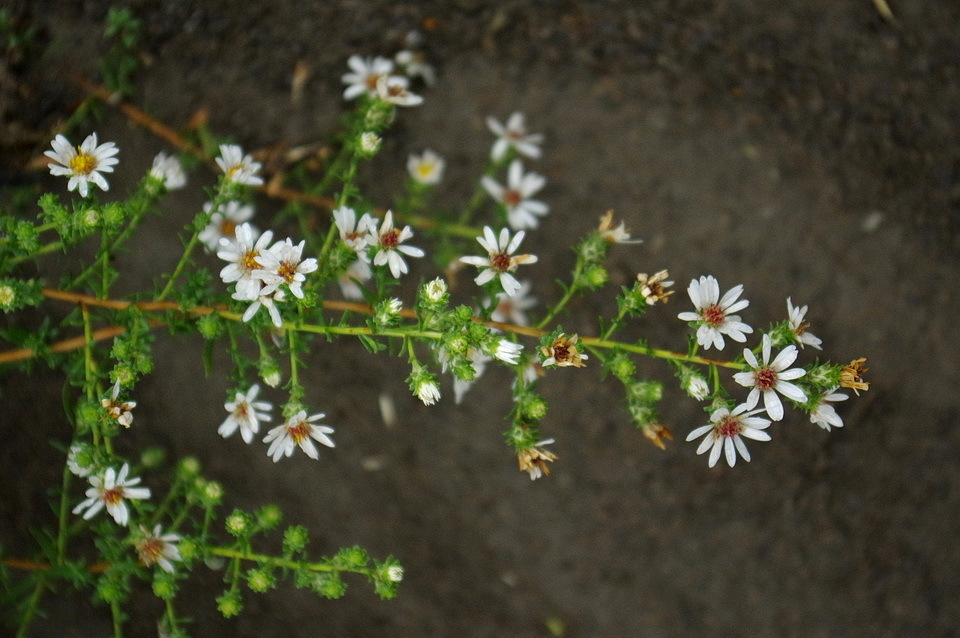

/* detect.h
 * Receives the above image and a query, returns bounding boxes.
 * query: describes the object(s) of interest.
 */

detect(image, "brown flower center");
[380,228,400,249]
[755,367,778,391]
[503,189,522,206]
[278,261,297,283]
[491,252,512,272]
[219,220,237,238]
[287,420,310,445]
[716,416,742,439]
[137,537,164,565]
[102,488,124,506]
[702,304,726,327]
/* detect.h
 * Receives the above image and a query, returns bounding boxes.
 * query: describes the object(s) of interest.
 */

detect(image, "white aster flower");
[481,160,549,230]
[486,112,544,162]
[67,443,94,478]
[809,388,848,431]
[44,133,119,197]
[215,144,264,186]
[394,49,436,85]
[386,565,405,582]
[367,210,424,278]
[135,524,181,573]
[72,463,151,525]
[375,74,423,106]
[683,374,711,401]
[341,55,395,100]
[339,259,372,300]
[489,339,522,365]
[686,403,771,468]
[415,378,441,406]
[677,275,753,350]
[423,277,448,303]
[102,381,136,428]
[517,438,558,480]
[459,226,538,297]
[491,281,537,326]
[787,297,823,350]
[733,334,807,421]
[407,149,445,185]
[254,238,318,299]
[218,223,274,300]
[219,384,273,444]
[359,132,381,155]
[333,206,377,255]
[149,152,186,190]
[199,200,256,252]
[263,410,335,462]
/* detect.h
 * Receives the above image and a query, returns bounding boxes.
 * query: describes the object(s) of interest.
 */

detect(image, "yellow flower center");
[69,152,97,175]
[287,420,310,445]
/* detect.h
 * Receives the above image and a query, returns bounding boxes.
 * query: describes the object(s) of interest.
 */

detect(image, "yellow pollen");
[220,220,238,237]
[241,249,260,272]
[278,262,297,282]
[102,488,124,506]
[70,152,97,175]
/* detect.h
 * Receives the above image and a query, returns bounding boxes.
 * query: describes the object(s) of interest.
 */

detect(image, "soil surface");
[3,1,959,636]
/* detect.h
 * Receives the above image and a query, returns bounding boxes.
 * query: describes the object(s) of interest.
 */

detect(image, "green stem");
[157,189,226,301]
[15,574,47,638]
[110,599,123,638]
[208,547,376,576]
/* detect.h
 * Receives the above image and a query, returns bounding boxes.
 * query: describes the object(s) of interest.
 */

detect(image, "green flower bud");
[140,447,165,469]
[583,265,608,289]
[606,352,636,382]
[152,574,177,600]
[520,395,548,421]
[177,538,198,562]
[217,591,243,618]
[247,568,274,593]
[225,510,250,536]
[177,457,201,478]
[259,354,282,388]
[256,504,283,530]
[628,381,662,405]
[283,525,309,554]
[197,314,223,340]
[202,481,224,506]
[336,546,368,569]
[81,208,100,228]
[97,579,124,604]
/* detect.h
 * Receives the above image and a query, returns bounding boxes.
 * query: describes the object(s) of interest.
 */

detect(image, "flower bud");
[217,592,243,618]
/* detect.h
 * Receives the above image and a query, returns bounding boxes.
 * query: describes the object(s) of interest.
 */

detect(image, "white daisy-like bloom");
[787,297,823,350]
[809,388,848,431]
[149,152,186,190]
[135,524,181,573]
[407,149,445,185]
[459,226,538,297]
[241,287,285,328]
[481,160,549,230]
[486,112,544,162]
[218,223,275,301]
[375,74,423,107]
[215,144,264,186]
[597,210,643,244]
[386,565,405,582]
[367,210,424,278]
[491,281,537,326]
[341,55,395,100]
[733,334,807,421]
[102,381,136,428]
[686,403,772,468]
[199,200,256,252]
[339,259,372,300]
[44,133,119,197]
[219,384,273,444]
[415,379,441,406]
[333,206,377,255]
[683,374,711,401]
[72,463,151,525]
[359,132,381,154]
[423,277,448,303]
[263,410,335,462]
[677,275,753,350]
[394,49,437,86]
[254,238,318,299]
[67,443,94,478]
[489,339,523,365]
[517,438,558,480]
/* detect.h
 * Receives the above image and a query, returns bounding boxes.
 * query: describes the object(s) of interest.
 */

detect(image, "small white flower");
[199,200,256,252]
[684,374,711,401]
[333,206,377,255]
[677,275,753,350]
[423,277,448,302]
[67,443,94,478]
[415,379,441,406]
[395,49,436,85]
[481,160,549,230]
[102,381,136,428]
[72,463,151,525]
[809,388,848,431]
[135,524,181,573]
[375,74,423,106]
[386,565,405,582]
[486,112,544,162]
[218,223,274,300]
[359,132,381,154]
[686,404,771,468]
[255,238,318,299]
[339,259,372,300]
[215,144,264,186]
[787,297,823,350]
[149,152,186,190]
[459,226,538,297]
[219,384,273,444]
[367,210,424,278]
[263,410,335,462]
[341,55,395,100]
[733,334,807,421]
[491,281,537,326]
[375,298,403,325]
[407,149,445,185]
[490,339,523,365]
[44,133,119,197]
[0,284,15,309]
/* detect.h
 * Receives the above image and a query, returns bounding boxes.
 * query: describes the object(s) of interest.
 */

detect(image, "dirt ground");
[3,1,959,636]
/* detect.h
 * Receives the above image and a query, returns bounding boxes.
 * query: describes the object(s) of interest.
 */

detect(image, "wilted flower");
[597,210,642,244]
[541,333,588,368]
[102,381,136,428]
[787,297,823,350]
[517,438,558,480]
[636,270,675,305]
[840,358,870,395]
